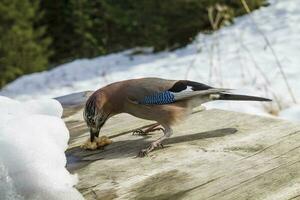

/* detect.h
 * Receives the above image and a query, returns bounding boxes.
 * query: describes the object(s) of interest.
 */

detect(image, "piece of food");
[81,139,98,150]
[96,136,112,147]
[81,136,112,150]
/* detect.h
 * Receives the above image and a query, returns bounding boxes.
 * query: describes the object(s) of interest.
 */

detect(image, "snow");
[0,96,83,200]
[279,105,300,122]
[0,0,299,122]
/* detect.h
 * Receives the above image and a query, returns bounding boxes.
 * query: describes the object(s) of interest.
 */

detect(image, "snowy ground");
[0,97,83,200]
[1,0,299,121]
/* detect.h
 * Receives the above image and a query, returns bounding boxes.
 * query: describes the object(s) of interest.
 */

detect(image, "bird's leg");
[81,127,100,150]
[133,123,164,136]
[138,125,173,157]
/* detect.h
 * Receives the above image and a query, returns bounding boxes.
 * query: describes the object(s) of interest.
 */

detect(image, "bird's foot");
[132,127,164,136]
[81,136,112,150]
[137,141,164,157]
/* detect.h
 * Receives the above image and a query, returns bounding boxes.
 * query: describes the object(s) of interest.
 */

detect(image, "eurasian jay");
[82,77,271,157]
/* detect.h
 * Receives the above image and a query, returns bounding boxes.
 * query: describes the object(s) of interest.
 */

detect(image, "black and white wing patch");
[137,80,216,105]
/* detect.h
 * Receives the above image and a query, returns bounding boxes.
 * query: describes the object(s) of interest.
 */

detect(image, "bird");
[81,77,271,157]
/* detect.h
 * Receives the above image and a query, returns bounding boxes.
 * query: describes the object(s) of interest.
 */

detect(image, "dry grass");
[185,1,296,116]
[240,0,297,104]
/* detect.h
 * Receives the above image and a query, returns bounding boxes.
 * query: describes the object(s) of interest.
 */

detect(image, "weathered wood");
[62,100,300,200]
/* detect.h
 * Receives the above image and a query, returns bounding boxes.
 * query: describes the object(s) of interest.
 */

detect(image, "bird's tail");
[217,93,272,102]
[173,89,271,103]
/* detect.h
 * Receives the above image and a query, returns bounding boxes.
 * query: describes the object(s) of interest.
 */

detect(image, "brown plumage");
[82,77,271,157]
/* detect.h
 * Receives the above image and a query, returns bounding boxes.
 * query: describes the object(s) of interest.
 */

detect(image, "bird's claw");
[132,129,146,136]
[157,143,164,148]
[132,127,164,136]
[137,149,149,157]
[137,142,164,157]
[156,128,164,132]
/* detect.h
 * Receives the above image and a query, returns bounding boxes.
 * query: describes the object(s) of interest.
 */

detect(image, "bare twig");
[207,5,225,86]
[240,0,297,103]
[240,40,282,109]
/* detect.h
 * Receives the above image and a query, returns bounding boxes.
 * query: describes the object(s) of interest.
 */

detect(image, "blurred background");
[0,0,299,120]
[0,0,265,86]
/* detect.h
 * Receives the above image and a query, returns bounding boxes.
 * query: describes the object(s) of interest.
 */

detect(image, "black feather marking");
[168,81,187,92]
[168,80,213,93]
[83,93,98,126]
[218,93,272,101]
[185,80,213,91]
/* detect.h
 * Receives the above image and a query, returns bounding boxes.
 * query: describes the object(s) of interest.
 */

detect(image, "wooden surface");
[62,99,300,200]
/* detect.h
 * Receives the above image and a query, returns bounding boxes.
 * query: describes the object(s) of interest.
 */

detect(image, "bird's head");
[83,92,109,129]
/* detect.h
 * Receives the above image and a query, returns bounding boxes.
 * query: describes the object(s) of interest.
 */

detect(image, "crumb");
[80,136,112,150]
[96,136,113,147]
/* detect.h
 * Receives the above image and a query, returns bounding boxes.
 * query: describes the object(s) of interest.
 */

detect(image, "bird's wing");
[126,78,216,105]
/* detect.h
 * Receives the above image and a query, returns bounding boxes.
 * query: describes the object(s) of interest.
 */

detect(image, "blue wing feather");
[139,91,175,105]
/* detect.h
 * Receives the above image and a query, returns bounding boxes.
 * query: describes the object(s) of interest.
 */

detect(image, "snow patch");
[279,105,300,122]
[0,96,83,200]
